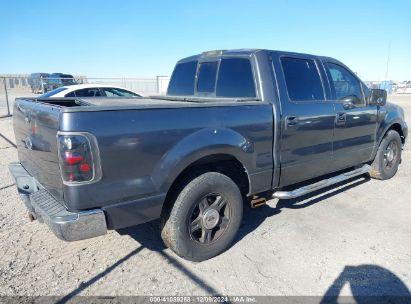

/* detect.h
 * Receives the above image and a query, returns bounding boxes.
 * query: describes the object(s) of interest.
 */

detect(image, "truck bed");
[31,96,193,107]
[32,96,259,112]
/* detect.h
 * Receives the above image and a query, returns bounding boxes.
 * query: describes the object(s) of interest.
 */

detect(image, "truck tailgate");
[13,99,63,201]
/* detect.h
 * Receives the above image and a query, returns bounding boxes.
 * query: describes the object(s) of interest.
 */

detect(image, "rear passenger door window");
[216,58,256,98]
[281,57,325,101]
[326,63,365,106]
[197,62,218,94]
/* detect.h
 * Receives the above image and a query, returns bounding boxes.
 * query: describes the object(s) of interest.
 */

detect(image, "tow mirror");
[369,89,387,106]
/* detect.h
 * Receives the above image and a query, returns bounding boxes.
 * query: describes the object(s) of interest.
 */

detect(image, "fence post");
[41,76,45,94]
[3,77,11,116]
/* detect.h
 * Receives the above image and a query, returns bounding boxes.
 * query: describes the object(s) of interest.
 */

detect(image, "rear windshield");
[197,62,218,93]
[167,57,256,98]
[38,87,68,98]
[167,61,198,96]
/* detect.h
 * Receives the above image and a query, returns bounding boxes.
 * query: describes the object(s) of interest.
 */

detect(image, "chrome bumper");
[8,162,107,241]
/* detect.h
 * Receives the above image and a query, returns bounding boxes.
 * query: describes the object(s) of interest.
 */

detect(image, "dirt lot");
[0,95,410,299]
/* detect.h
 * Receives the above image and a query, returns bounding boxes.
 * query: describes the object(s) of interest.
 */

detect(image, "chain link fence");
[0,75,170,117]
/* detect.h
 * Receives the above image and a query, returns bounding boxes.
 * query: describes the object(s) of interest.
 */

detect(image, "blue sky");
[1,0,410,80]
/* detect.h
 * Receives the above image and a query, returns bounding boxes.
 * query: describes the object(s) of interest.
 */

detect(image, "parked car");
[39,84,142,98]
[45,73,76,91]
[9,49,408,261]
[28,73,49,93]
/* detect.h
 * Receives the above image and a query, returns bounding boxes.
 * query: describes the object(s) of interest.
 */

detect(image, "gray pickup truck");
[9,49,408,261]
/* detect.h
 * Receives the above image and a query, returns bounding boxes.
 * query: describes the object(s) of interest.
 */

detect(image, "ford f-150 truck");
[9,49,408,261]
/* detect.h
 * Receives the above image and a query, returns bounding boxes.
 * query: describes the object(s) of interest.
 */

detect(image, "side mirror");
[369,89,387,106]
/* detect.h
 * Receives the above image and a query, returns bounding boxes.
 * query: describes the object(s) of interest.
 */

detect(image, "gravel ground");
[0,95,410,299]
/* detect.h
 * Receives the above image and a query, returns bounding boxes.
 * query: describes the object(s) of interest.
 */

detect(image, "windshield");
[38,87,68,98]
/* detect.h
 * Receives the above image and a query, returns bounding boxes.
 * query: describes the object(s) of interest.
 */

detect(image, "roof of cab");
[177,49,263,63]
[176,49,331,64]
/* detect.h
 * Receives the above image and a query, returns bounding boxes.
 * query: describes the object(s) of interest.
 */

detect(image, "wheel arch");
[386,123,406,144]
[377,122,406,147]
[166,153,250,196]
[159,153,250,226]
[151,128,255,195]
[372,120,406,161]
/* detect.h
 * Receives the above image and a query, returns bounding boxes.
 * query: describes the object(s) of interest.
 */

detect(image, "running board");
[272,164,370,200]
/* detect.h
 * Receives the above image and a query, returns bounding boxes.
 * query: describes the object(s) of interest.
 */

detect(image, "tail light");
[57,132,102,184]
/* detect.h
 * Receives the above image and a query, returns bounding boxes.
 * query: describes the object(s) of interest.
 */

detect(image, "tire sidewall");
[377,131,402,179]
[170,173,243,261]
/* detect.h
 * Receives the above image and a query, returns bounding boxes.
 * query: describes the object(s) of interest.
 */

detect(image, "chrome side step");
[272,164,370,200]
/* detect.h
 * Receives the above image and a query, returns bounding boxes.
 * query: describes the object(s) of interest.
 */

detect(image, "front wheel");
[369,130,402,180]
[161,172,243,262]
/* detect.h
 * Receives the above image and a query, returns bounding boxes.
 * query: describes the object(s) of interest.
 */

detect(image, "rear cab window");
[197,62,218,94]
[167,57,257,99]
[167,61,198,96]
[281,57,325,102]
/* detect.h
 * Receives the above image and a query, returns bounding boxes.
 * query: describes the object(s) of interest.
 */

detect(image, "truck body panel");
[9,49,408,240]
[13,100,64,201]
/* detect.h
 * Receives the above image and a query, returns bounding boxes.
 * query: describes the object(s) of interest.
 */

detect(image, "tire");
[369,130,402,180]
[161,172,243,262]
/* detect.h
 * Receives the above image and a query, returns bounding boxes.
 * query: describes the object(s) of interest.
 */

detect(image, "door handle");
[336,112,346,124]
[286,116,298,127]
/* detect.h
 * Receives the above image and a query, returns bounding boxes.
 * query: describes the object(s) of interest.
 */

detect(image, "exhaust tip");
[251,196,267,208]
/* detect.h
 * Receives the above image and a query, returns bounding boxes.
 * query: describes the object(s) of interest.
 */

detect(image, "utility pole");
[385,40,391,81]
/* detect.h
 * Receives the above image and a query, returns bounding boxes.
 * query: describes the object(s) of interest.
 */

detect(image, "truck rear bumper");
[8,162,107,241]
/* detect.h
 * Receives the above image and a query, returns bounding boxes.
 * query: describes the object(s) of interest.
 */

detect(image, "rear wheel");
[160,172,243,261]
[369,130,402,180]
